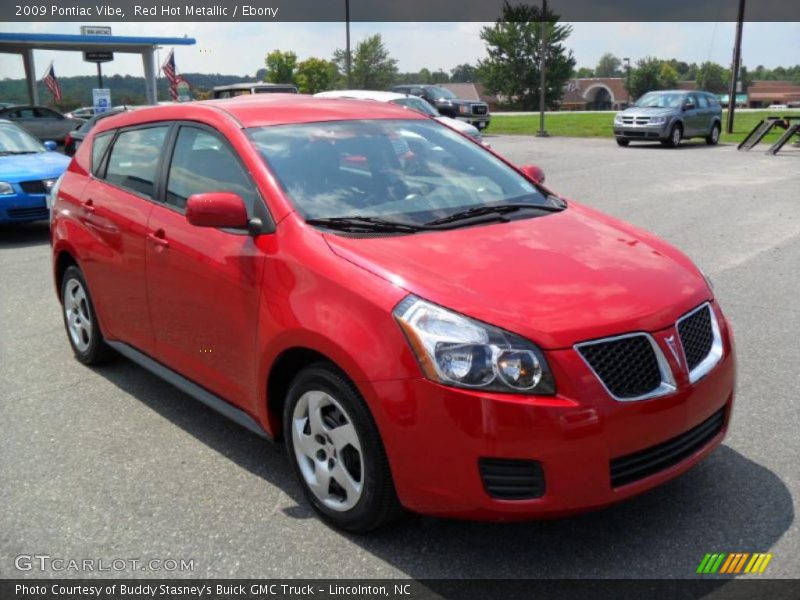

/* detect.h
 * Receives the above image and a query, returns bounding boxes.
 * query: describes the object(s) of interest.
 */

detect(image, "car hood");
[435,116,479,135]
[619,106,675,118]
[324,203,710,349]
[0,152,71,182]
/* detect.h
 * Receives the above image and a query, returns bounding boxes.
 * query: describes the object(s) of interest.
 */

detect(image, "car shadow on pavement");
[98,358,793,583]
[0,222,50,249]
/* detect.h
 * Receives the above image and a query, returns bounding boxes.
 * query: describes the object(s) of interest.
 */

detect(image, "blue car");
[0,119,70,224]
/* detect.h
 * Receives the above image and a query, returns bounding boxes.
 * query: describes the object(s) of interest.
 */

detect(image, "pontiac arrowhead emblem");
[665,335,682,367]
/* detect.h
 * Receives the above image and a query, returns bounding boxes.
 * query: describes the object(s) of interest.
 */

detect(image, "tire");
[664,124,683,148]
[706,122,721,145]
[616,138,630,147]
[284,363,403,532]
[60,265,114,365]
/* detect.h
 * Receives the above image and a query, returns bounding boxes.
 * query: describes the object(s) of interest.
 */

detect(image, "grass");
[488,110,800,144]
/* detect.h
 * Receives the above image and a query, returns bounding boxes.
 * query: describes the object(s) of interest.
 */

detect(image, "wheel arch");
[54,248,79,302]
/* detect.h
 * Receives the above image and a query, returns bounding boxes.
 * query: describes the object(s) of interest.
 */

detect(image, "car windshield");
[247,119,550,226]
[634,92,686,109]
[0,123,44,154]
[429,87,456,100]
[391,97,439,117]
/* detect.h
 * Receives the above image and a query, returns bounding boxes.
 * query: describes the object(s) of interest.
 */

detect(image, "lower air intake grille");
[7,206,48,220]
[610,408,725,487]
[479,458,545,500]
[577,334,663,399]
[678,305,714,371]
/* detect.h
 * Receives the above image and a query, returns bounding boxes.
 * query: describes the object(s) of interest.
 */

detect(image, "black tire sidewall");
[283,364,398,532]
[60,266,107,365]
[707,123,720,145]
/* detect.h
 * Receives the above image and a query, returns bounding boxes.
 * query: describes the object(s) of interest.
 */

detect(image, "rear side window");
[104,126,168,198]
[166,126,257,212]
[91,132,113,175]
[697,95,709,108]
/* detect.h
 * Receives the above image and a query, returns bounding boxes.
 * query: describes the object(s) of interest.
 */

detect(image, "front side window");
[248,119,549,226]
[103,126,169,198]
[428,87,456,100]
[166,126,257,212]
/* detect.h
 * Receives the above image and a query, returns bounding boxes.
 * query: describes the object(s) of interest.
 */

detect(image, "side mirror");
[43,140,58,151]
[684,103,696,111]
[519,164,545,184]
[186,192,249,229]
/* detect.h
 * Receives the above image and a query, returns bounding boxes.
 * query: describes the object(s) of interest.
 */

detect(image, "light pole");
[535,0,549,137]
[345,0,352,88]
[726,0,745,134]
[623,57,631,102]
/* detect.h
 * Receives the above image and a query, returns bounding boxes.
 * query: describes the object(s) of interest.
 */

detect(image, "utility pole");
[345,0,352,88]
[623,57,631,104]
[536,0,549,137]
[726,0,745,134]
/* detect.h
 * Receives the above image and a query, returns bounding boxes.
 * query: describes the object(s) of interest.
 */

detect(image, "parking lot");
[1,135,798,579]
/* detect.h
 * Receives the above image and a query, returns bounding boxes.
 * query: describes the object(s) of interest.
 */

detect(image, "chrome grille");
[677,303,723,383]
[576,334,675,401]
[471,103,488,115]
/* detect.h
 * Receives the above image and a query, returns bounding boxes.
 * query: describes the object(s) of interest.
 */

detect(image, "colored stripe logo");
[696,553,773,574]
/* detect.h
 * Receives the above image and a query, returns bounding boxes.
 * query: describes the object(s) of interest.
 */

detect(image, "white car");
[314,90,485,144]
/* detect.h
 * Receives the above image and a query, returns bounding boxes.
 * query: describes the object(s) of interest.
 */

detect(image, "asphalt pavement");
[1,136,798,579]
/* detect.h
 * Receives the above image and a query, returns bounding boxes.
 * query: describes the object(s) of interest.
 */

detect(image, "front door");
[145,124,266,410]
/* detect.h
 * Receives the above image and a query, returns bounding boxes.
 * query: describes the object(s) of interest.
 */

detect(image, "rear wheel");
[284,363,403,532]
[663,124,683,148]
[706,122,721,145]
[60,266,113,365]
[616,138,630,147]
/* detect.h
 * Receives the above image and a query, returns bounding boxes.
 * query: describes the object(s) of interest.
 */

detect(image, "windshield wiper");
[306,216,430,234]
[424,201,565,227]
[0,150,38,155]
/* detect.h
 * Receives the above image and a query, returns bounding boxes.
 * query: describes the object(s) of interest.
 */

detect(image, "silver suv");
[614,90,722,148]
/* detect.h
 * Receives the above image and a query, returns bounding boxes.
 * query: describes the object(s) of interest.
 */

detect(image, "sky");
[1,22,798,80]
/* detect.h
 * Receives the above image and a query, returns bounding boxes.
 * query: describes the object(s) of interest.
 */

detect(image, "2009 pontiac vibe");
[51,96,735,532]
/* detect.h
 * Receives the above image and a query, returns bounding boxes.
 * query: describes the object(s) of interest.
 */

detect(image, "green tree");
[417,68,432,84]
[333,34,398,90]
[696,61,726,93]
[430,69,450,84]
[264,50,297,84]
[574,67,594,78]
[450,63,477,83]
[295,58,338,94]
[659,63,679,89]
[595,52,622,78]
[477,2,576,110]
[625,57,664,99]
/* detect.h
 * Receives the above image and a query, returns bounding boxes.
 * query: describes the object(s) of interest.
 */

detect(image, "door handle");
[147,229,170,248]
[83,199,95,213]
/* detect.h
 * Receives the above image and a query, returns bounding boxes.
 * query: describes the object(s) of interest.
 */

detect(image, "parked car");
[314,90,485,144]
[64,106,138,157]
[66,106,97,120]
[0,105,84,143]
[393,84,491,130]
[52,96,734,532]
[613,90,722,147]
[0,120,70,224]
[212,83,298,98]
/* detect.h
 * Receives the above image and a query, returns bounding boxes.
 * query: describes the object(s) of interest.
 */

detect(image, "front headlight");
[0,181,15,195]
[650,116,667,125]
[393,295,556,395]
[614,114,624,124]
[458,105,471,115]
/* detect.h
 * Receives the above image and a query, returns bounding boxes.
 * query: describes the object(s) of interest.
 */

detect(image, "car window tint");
[36,108,60,118]
[166,127,256,212]
[104,126,168,198]
[697,95,709,108]
[13,108,36,119]
[92,132,113,176]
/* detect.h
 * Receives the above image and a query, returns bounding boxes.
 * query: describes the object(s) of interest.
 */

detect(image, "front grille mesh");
[479,458,545,500]
[7,206,48,220]
[610,408,725,487]
[678,306,714,371]
[19,180,48,194]
[578,335,662,399]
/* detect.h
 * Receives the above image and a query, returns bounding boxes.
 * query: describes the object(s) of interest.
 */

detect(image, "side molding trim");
[107,341,270,440]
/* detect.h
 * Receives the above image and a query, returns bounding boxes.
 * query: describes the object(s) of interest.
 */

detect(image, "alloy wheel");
[291,390,364,511]
[64,278,92,353]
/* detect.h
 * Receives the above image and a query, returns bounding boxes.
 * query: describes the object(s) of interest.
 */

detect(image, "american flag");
[42,62,62,102]
[161,49,179,101]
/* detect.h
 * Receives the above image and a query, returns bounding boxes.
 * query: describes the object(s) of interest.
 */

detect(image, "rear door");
[34,107,68,140]
[684,94,703,135]
[144,123,266,409]
[80,124,170,352]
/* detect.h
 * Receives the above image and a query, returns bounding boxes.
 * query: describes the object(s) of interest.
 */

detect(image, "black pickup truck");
[392,84,491,130]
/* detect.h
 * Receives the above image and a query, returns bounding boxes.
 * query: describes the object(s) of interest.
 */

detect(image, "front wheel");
[284,364,403,532]
[663,124,683,148]
[616,138,630,147]
[706,123,721,145]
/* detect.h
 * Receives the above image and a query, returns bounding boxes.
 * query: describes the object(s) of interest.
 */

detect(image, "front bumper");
[367,303,735,519]
[457,115,491,130]
[0,190,49,223]
[614,122,670,141]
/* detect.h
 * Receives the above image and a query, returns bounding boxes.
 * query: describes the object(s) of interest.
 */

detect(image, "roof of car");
[92,95,427,132]
[314,90,410,102]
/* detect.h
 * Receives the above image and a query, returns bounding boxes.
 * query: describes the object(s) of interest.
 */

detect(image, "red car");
[51,96,735,532]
